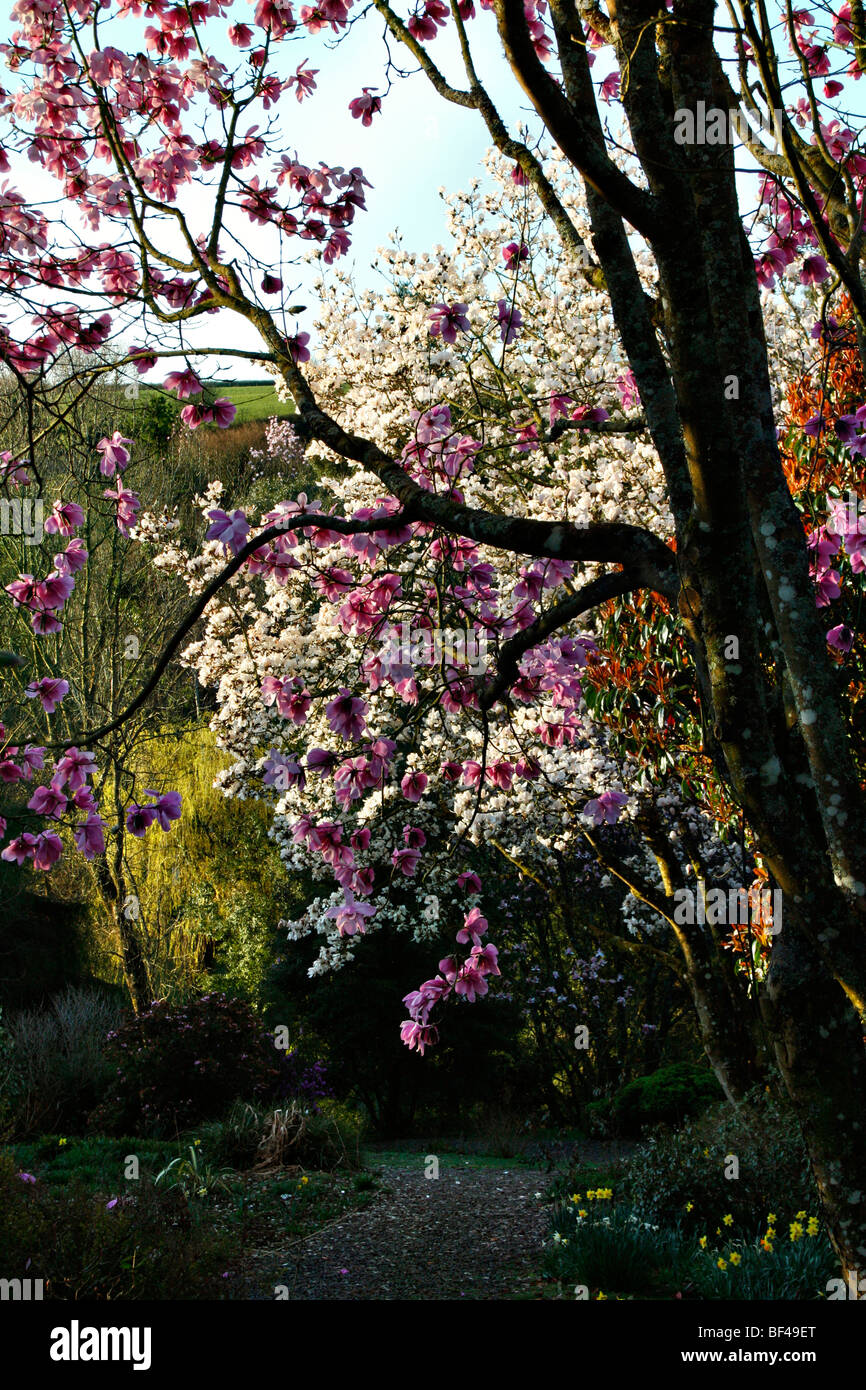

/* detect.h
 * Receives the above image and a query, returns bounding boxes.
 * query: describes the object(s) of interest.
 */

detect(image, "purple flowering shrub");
[89,992,280,1135]
[274,1050,332,1113]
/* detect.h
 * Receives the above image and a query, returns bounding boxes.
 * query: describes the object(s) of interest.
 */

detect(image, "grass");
[202,381,295,423]
[13,1133,180,1188]
[137,381,295,425]
[7,1131,383,1299]
[364,1142,546,1170]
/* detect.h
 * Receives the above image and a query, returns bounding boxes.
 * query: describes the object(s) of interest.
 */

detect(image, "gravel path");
[266,1163,550,1300]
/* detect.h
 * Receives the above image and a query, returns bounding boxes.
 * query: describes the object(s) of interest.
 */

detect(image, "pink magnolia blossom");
[54,747,95,792]
[584,789,630,825]
[392,846,421,876]
[96,431,133,475]
[812,565,841,606]
[2,833,38,865]
[206,508,250,553]
[827,623,854,652]
[27,783,67,818]
[164,367,203,399]
[454,963,488,1002]
[400,770,428,802]
[73,815,106,859]
[800,254,830,286]
[502,241,528,271]
[44,500,85,535]
[457,906,488,944]
[428,302,469,344]
[126,803,157,837]
[326,889,376,936]
[325,689,368,740]
[348,88,382,126]
[616,369,641,412]
[181,403,214,429]
[32,831,63,871]
[25,677,69,712]
[145,789,182,829]
[495,298,522,344]
[54,540,88,576]
[399,1020,438,1054]
[103,484,140,535]
[287,332,311,364]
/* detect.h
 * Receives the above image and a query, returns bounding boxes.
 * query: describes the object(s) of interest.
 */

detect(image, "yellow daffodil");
[58,1138,67,1147]
[717,1258,727,1270]
[722,1213,733,1226]
[699,1235,708,1249]
[685,1201,694,1212]
[806,1217,820,1237]
[789,1221,804,1242]
[729,1251,741,1266]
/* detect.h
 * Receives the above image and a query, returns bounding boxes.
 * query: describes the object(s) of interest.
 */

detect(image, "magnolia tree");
[146,164,795,1104]
[1,0,866,1274]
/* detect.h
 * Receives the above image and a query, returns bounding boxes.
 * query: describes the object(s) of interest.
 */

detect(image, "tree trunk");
[764,911,866,1288]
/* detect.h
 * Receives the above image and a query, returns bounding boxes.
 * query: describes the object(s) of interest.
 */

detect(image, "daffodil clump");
[688,1206,836,1299]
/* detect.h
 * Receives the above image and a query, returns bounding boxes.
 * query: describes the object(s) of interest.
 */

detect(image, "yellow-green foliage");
[109,725,304,1000]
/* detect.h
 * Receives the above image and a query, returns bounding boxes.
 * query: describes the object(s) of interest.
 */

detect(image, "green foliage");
[90,992,279,1136]
[627,1087,816,1231]
[154,1143,235,1199]
[0,885,97,1011]
[588,1061,723,1137]
[193,1102,268,1171]
[119,725,309,1000]
[544,1199,692,1295]
[0,1148,234,1298]
[131,389,180,447]
[689,1234,836,1300]
[543,1191,836,1299]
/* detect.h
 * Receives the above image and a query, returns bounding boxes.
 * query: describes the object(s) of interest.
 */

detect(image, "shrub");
[2,987,127,1136]
[588,1061,723,1137]
[0,1148,234,1299]
[90,992,279,1136]
[627,1087,816,1232]
[274,1049,332,1112]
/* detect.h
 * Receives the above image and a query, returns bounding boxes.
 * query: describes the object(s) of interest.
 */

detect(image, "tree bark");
[765,911,866,1287]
